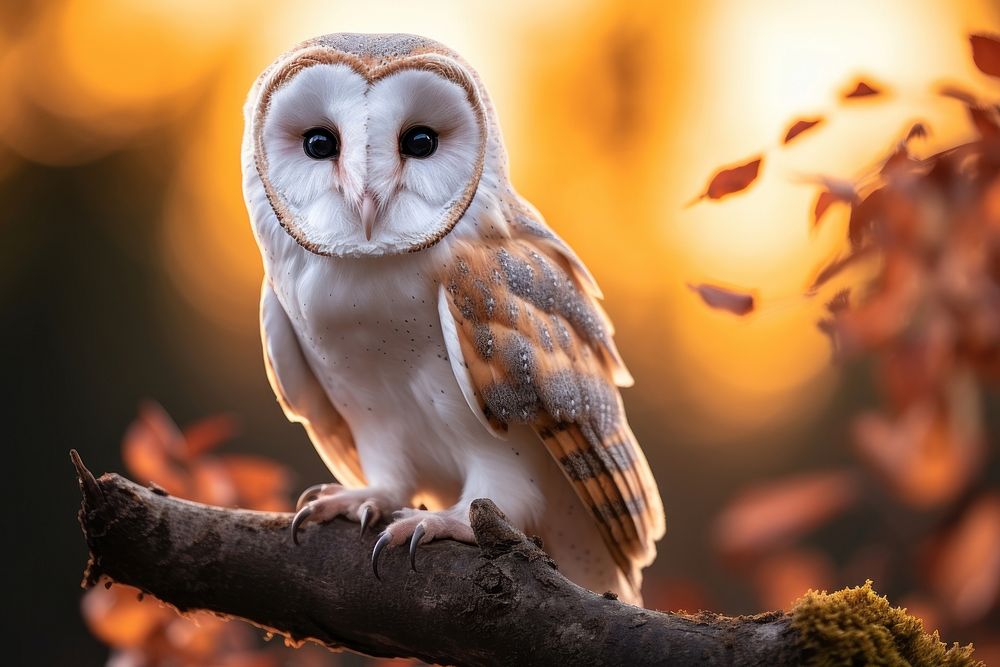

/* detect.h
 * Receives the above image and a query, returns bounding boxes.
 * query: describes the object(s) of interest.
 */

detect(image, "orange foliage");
[692,157,763,202]
[82,403,301,667]
[702,32,1000,646]
[843,80,882,98]
[783,118,824,145]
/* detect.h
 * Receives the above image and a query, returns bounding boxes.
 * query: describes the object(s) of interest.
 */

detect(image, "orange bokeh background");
[6,1,1000,664]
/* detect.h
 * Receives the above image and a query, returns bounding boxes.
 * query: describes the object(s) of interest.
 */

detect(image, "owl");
[241,33,664,606]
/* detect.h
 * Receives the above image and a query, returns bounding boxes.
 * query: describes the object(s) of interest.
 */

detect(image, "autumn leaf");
[808,176,857,228]
[853,389,983,509]
[938,85,978,105]
[81,584,172,648]
[970,34,1000,78]
[875,314,953,409]
[783,118,823,144]
[687,283,755,315]
[844,80,881,99]
[752,549,835,612]
[693,157,762,202]
[929,493,1000,623]
[219,455,292,511]
[831,252,923,352]
[713,470,860,558]
[813,191,838,227]
[183,413,239,459]
[122,402,188,496]
[191,458,239,506]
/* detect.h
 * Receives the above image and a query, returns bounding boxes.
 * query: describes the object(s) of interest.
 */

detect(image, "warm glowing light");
[3,0,999,446]
[651,0,1000,442]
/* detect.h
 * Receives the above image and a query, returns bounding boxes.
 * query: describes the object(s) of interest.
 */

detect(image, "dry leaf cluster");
[695,34,1000,658]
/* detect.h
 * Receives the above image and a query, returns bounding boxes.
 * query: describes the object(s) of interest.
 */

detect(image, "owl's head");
[243,34,494,258]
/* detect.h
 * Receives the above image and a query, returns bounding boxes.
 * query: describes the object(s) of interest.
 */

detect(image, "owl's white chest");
[266,240,503,504]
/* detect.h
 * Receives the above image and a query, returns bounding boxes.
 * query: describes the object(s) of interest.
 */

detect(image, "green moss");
[790,581,980,666]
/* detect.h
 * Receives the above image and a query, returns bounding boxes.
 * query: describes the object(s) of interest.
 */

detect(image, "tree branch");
[72,451,972,666]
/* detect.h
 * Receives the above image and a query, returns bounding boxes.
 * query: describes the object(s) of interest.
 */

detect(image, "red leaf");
[81,584,171,648]
[929,493,1000,623]
[121,402,188,496]
[218,455,292,511]
[853,380,984,509]
[813,191,837,227]
[844,80,880,98]
[810,175,858,228]
[190,458,238,506]
[971,34,1000,78]
[783,118,823,144]
[713,470,859,558]
[695,157,762,201]
[183,413,239,459]
[687,283,755,315]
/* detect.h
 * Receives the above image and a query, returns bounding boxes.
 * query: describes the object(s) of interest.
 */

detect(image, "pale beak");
[360,191,377,241]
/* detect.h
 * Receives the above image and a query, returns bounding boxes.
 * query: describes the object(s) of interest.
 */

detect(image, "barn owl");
[241,33,664,605]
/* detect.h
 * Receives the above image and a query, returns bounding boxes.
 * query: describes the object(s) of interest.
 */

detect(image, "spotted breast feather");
[436,217,665,587]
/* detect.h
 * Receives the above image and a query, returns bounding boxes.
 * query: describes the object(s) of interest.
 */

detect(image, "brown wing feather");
[439,227,664,588]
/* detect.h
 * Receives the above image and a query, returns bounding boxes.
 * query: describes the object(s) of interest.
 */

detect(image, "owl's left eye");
[302,127,339,160]
[399,126,438,159]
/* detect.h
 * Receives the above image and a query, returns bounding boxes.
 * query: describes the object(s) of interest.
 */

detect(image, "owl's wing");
[260,281,365,488]
[436,220,665,588]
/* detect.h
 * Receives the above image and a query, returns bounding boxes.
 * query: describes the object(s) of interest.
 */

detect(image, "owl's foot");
[290,484,400,545]
[371,507,475,579]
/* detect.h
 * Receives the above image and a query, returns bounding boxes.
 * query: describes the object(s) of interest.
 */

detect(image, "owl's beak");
[359,191,378,241]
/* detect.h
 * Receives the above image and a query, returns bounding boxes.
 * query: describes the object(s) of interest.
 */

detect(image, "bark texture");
[74,451,806,666]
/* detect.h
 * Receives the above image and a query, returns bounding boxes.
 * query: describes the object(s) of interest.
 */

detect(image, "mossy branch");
[72,451,980,666]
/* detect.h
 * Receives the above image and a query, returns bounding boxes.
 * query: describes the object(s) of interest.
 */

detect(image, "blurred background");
[6,0,1000,664]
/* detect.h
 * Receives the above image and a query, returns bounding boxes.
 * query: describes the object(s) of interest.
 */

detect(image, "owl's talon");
[409,523,425,571]
[372,531,391,580]
[359,503,373,537]
[290,504,314,545]
[296,484,326,510]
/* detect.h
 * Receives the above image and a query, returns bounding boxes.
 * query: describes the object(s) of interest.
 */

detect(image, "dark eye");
[302,127,339,160]
[399,126,438,159]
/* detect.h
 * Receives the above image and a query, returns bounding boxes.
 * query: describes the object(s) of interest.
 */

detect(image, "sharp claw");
[290,504,313,546]
[296,484,326,510]
[409,523,425,572]
[372,531,391,580]
[359,504,372,538]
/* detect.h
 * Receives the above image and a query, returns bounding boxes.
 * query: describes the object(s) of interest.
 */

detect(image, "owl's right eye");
[302,128,339,160]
